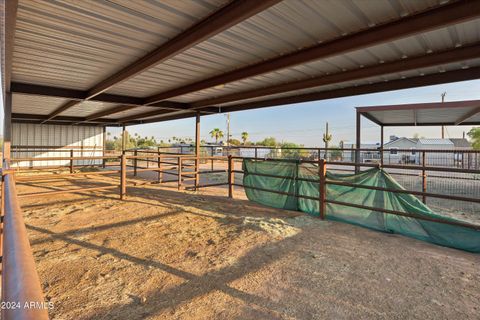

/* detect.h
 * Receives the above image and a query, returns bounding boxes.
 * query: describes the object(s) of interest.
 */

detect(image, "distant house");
[449,138,472,149]
[383,138,472,166]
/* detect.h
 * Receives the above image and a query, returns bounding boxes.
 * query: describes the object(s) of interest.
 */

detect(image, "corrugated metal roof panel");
[104,106,160,119]
[60,100,118,117]
[12,0,227,90]
[12,94,70,115]
[105,0,442,97]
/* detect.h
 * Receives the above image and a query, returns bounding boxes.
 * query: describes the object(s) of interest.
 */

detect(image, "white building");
[383,137,471,166]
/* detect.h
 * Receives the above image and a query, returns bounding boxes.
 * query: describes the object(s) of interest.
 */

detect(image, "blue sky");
[109,79,480,146]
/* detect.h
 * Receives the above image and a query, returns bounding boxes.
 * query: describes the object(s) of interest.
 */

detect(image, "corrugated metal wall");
[12,123,104,168]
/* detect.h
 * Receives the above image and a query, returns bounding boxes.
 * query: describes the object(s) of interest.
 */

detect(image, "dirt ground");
[16,170,480,320]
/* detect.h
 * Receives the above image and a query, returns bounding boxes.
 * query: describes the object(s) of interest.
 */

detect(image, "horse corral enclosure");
[2,0,480,319]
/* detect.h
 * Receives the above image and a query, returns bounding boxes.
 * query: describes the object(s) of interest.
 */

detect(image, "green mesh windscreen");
[243,159,480,253]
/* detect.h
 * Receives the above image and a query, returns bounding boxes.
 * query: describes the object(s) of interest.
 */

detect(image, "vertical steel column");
[120,154,126,200]
[157,150,162,183]
[178,157,183,190]
[355,110,361,174]
[3,93,12,161]
[121,126,126,155]
[195,112,200,190]
[380,125,384,166]
[69,149,74,173]
[102,126,106,168]
[133,150,137,176]
[228,155,234,198]
[319,158,327,220]
[211,147,214,171]
[422,151,427,204]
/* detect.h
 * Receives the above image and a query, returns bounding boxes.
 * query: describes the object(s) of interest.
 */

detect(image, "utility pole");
[441,92,446,139]
[225,113,231,147]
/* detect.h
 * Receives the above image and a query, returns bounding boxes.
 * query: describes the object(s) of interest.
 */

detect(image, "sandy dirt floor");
[15,170,480,320]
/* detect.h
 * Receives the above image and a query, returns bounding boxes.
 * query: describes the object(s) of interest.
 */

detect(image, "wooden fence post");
[422,151,427,204]
[319,158,327,220]
[120,154,126,200]
[157,151,162,183]
[178,157,183,190]
[254,147,258,159]
[69,149,74,173]
[228,155,234,198]
[133,149,137,176]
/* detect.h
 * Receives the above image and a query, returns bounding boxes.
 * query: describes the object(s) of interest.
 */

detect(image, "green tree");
[329,146,343,160]
[278,142,309,159]
[229,138,241,146]
[256,137,277,147]
[468,127,480,149]
[209,128,224,144]
[241,132,249,145]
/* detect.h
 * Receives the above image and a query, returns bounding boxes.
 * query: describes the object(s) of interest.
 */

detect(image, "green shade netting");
[242,159,480,253]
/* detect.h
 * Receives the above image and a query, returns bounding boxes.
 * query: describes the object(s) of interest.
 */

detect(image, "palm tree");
[241,132,249,145]
[209,128,224,144]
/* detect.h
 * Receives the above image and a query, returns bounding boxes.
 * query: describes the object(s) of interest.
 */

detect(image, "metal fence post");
[157,151,162,183]
[70,149,74,173]
[178,157,183,190]
[422,151,427,204]
[133,149,137,176]
[228,155,234,198]
[211,147,214,171]
[1,174,4,216]
[120,154,126,200]
[255,147,258,159]
[319,158,327,220]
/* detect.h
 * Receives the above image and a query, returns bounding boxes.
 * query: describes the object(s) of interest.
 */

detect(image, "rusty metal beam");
[357,99,480,112]
[144,0,480,105]
[12,113,140,125]
[190,44,480,108]
[114,106,219,123]
[454,106,480,125]
[40,100,80,124]
[10,82,143,104]
[26,0,279,123]
[85,0,281,99]
[129,67,480,125]
[85,105,138,121]
[219,67,480,114]
[2,0,18,94]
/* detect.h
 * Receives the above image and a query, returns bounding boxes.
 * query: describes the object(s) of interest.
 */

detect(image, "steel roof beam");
[10,83,192,109]
[12,113,140,125]
[115,106,220,123]
[190,44,480,108]
[219,67,480,113]
[144,0,480,105]
[116,67,480,124]
[85,0,281,99]
[33,0,279,123]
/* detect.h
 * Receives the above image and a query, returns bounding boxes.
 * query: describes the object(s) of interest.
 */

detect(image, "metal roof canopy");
[357,100,480,126]
[352,99,479,168]
[2,0,480,127]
